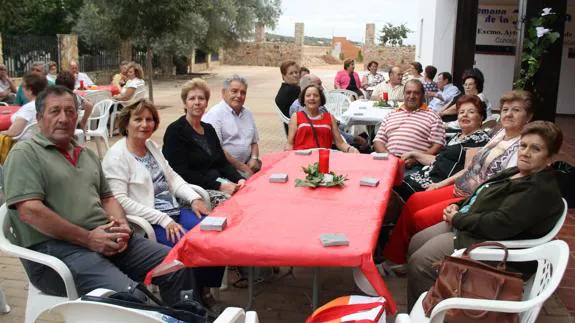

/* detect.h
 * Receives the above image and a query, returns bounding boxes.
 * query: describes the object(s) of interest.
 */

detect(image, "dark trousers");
[23,235,198,306]
[152,208,225,290]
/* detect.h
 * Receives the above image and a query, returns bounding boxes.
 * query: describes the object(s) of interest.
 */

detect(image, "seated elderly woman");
[406,120,564,309]
[112,62,145,102]
[55,71,94,131]
[275,60,300,136]
[382,90,532,267]
[101,99,224,310]
[394,95,490,201]
[0,73,47,141]
[334,59,363,98]
[163,78,246,207]
[361,60,385,98]
[286,84,359,153]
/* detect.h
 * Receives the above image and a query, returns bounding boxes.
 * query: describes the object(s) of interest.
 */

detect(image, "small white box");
[320,233,349,247]
[295,150,312,155]
[353,112,364,116]
[372,153,389,160]
[358,106,367,110]
[360,177,380,187]
[200,217,227,231]
[269,173,288,183]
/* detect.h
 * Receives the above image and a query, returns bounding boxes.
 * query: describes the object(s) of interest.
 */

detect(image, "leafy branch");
[514,8,561,90]
[294,162,348,188]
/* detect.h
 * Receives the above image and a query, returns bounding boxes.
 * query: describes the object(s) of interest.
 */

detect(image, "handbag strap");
[306,302,385,323]
[463,241,509,269]
[302,111,321,148]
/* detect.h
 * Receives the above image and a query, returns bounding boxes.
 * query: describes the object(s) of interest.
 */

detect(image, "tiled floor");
[0,65,574,322]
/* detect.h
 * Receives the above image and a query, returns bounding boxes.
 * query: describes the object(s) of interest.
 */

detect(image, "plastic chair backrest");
[273,104,290,124]
[494,198,567,249]
[325,92,351,119]
[332,89,359,101]
[0,102,8,106]
[51,301,164,323]
[88,100,113,133]
[84,90,112,105]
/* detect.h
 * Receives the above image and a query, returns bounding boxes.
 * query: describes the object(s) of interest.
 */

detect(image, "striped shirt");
[373,104,445,157]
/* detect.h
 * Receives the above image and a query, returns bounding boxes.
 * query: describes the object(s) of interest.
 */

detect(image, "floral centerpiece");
[295,162,348,188]
[373,100,399,108]
[514,7,561,90]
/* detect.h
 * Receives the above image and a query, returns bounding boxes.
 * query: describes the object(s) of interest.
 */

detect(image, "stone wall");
[363,46,416,71]
[222,43,303,67]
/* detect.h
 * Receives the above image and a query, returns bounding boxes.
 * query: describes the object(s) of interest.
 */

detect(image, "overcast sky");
[270,0,420,44]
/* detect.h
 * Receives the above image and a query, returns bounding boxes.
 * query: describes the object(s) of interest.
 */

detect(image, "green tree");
[74,0,281,100]
[0,0,83,35]
[378,23,411,47]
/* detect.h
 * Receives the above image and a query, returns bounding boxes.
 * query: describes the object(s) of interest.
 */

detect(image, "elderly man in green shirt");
[3,86,199,306]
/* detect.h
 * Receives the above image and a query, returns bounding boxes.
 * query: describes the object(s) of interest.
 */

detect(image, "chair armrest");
[394,313,411,323]
[127,215,156,242]
[245,311,259,323]
[431,297,530,320]
[214,307,245,323]
[188,184,212,211]
[1,241,78,299]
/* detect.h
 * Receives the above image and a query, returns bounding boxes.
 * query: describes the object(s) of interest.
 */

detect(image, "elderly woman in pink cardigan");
[334,59,363,98]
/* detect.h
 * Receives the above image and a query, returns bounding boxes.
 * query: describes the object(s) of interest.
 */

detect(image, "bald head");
[389,66,403,86]
[300,74,323,90]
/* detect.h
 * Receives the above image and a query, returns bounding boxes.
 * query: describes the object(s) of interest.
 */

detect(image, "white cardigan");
[102,137,201,228]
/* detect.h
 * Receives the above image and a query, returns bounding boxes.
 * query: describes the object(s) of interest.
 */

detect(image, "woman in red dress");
[286,84,358,153]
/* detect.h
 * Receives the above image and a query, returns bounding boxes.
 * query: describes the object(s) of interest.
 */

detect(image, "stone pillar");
[365,24,376,47]
[206,53,212,69]
[294,23,305,46]
[57,34,78,71]
[255,23,265,43]
[119,40,132,63]
[218,48,224,64]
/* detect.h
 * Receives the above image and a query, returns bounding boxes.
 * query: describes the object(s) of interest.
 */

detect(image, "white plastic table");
[341,100,395,128]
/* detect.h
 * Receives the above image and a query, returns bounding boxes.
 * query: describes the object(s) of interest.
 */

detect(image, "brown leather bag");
[422,242,524,323]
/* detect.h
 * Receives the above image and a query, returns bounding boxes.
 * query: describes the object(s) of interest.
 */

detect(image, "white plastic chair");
[491,198,568,249]
[214,307,259,323]
[273,104,290,125]
[0,204,159,323]
[395,240,570,323]
[83,90,112,106]
[332,89,359,101]
[85,99,114,158]
[12,122,38,141]
[0,102,8,106]
[325,91,352,121]
[110,85,148,137]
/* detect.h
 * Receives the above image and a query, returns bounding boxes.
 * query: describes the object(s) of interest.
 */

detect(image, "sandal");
[227,267,249,289]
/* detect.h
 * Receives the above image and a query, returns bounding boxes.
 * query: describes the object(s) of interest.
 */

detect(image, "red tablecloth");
[0,105,21,131]
[75,85,120,97]
[146,150,402,314]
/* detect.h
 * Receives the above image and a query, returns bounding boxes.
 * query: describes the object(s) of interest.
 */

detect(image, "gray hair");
[35,85,78,115]
[223,74,248,89]
[32,61,47,74]
[299,74,321,89]
[404,78,425,96]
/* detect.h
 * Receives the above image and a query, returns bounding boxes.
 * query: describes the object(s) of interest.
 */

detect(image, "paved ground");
[0,65,574,322]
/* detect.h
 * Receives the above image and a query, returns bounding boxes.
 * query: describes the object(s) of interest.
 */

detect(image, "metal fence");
[2,35,58,77]
[131,46,161,69]
[78,46,120,72]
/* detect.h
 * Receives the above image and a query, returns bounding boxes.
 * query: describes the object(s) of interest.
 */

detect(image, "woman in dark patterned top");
[163,78,246,208]
[274,60,300,136]
[394,95,490,201]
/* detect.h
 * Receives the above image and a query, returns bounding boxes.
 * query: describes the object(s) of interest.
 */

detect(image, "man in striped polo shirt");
[373,79,445,169]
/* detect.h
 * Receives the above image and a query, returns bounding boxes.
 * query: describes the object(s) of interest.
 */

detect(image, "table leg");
[312,267,320,310]
[246,266,255,309]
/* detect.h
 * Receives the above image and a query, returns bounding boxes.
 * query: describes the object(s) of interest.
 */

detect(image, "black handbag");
[81,283,208,322]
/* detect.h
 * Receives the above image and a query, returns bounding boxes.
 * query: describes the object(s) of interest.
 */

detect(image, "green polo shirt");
[3,133,113,248]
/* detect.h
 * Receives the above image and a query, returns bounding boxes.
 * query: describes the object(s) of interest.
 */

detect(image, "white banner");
[476,5,574,47]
